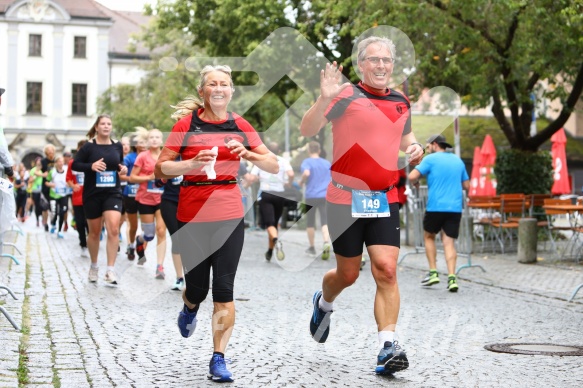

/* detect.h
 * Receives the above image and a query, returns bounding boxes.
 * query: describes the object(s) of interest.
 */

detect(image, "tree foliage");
[363,0,583,151]
[102,0,583,153]
[97,29,200,136]
[495,149,553,194]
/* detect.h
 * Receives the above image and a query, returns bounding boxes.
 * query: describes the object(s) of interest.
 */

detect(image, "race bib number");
[128,183,138,197]
[55,185,68,196]
[75,172,85,186]
[96,171,117,188]
[171,175,183,185]
[147,180,164,194]
[351,190,390,218]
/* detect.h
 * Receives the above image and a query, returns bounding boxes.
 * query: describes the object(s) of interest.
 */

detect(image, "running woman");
[155,159,185,290]
[37,144,56,231]
[130,128,168,279]
[72,115,128,284]
[67,140,88,257]
[117,136,131,247]
[122,128,148,260]
[248,141,294,261]
[155,65,278,382]
[45,156,69,238]
[26,157,44,227]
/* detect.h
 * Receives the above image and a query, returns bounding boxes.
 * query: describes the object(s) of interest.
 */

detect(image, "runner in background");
[45,156,68,238]
[117,136,131,247]
[122,128,148,260]
[72,115,127,284]
[155,158,185,290]
[14,163,29,222]
[67,140,88,257]
[299,141,331,259]
[248,142,294,261]
[26,157,44,227]
[408,134,470,292]
[62,151,72,232]
[38,144,56,231]
[130,128,168,279]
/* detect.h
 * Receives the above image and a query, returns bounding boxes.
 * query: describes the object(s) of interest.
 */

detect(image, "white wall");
[110,61,148,87]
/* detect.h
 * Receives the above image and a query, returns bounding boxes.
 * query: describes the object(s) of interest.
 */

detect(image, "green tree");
[374,0,583,151]
[141,0,362,150]
[97,29,200,135]
[117,0,582,153]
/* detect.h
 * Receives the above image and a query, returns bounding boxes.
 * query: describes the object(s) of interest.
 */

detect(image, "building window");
[29,34,42,56]
[26,82,42,114]
[72,84,87,116]
[74,36,86,58]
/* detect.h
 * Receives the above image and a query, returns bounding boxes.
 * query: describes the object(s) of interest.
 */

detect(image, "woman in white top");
[248,142,294,261]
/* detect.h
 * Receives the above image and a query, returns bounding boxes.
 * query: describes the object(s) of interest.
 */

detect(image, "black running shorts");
[327,202,400,257]
[83,192,123,220]
[123,196,138,214]
[423,211,462,239]
[137,202,160,215]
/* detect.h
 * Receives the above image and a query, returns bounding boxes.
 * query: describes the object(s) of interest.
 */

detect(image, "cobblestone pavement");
[1,220,583,387]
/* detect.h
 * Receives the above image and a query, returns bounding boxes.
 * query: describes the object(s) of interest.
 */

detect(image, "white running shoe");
[104,270,118,285]
[88,267,98,283]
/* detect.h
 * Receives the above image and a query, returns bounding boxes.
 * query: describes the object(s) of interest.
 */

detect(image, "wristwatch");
[410,142,425,155]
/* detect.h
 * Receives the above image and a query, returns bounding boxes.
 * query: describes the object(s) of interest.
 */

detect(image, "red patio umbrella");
[479,135,497,196]
[469,146,482,197]
[551,128,571,195]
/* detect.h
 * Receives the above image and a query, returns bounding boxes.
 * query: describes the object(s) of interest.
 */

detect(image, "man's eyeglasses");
[365,56,395,65]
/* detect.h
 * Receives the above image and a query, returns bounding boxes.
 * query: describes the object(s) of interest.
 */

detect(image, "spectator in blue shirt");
[300,141,332,259]
[408,134,470,292]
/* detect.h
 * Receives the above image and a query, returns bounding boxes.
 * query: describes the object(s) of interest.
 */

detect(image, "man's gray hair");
[357,36,396,63]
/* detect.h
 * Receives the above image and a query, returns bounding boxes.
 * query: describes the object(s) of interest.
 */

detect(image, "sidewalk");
[1,220,582,387]
[277,224,583,302]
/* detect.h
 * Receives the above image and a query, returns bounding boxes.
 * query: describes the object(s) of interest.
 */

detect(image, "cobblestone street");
[1,221,583,387]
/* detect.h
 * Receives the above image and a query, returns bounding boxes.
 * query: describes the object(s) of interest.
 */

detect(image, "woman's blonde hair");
[170,65,234,121]
[133,126,149,145]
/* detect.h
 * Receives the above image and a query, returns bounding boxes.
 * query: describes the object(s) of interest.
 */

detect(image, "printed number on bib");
[75,172,85,186]
[55,185,68,196]
[351,190,390,218]
[128,183,138,197]
[147,180,164,194]
[96,171,117,188]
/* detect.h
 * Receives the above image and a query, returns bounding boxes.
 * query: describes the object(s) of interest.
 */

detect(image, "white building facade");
[0,0,149,167]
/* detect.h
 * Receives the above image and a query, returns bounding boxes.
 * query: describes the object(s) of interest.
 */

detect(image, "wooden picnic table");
[468,202,501,209]
[542,204,583,212]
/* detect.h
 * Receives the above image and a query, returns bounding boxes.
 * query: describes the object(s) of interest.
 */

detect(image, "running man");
[300,36,424,375]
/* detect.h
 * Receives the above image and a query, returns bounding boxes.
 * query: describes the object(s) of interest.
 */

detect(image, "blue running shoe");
[177,304,197,338]
[309,290,332,343]
[375,341,409,375]
[208,354,233,382]
[50,225,56,234]
[57,232,64,239]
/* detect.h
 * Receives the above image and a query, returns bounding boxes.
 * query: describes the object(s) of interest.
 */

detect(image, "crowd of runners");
[1,35,472,384]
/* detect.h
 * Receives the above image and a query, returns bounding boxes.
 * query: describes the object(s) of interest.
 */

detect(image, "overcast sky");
[95,0,152,12]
